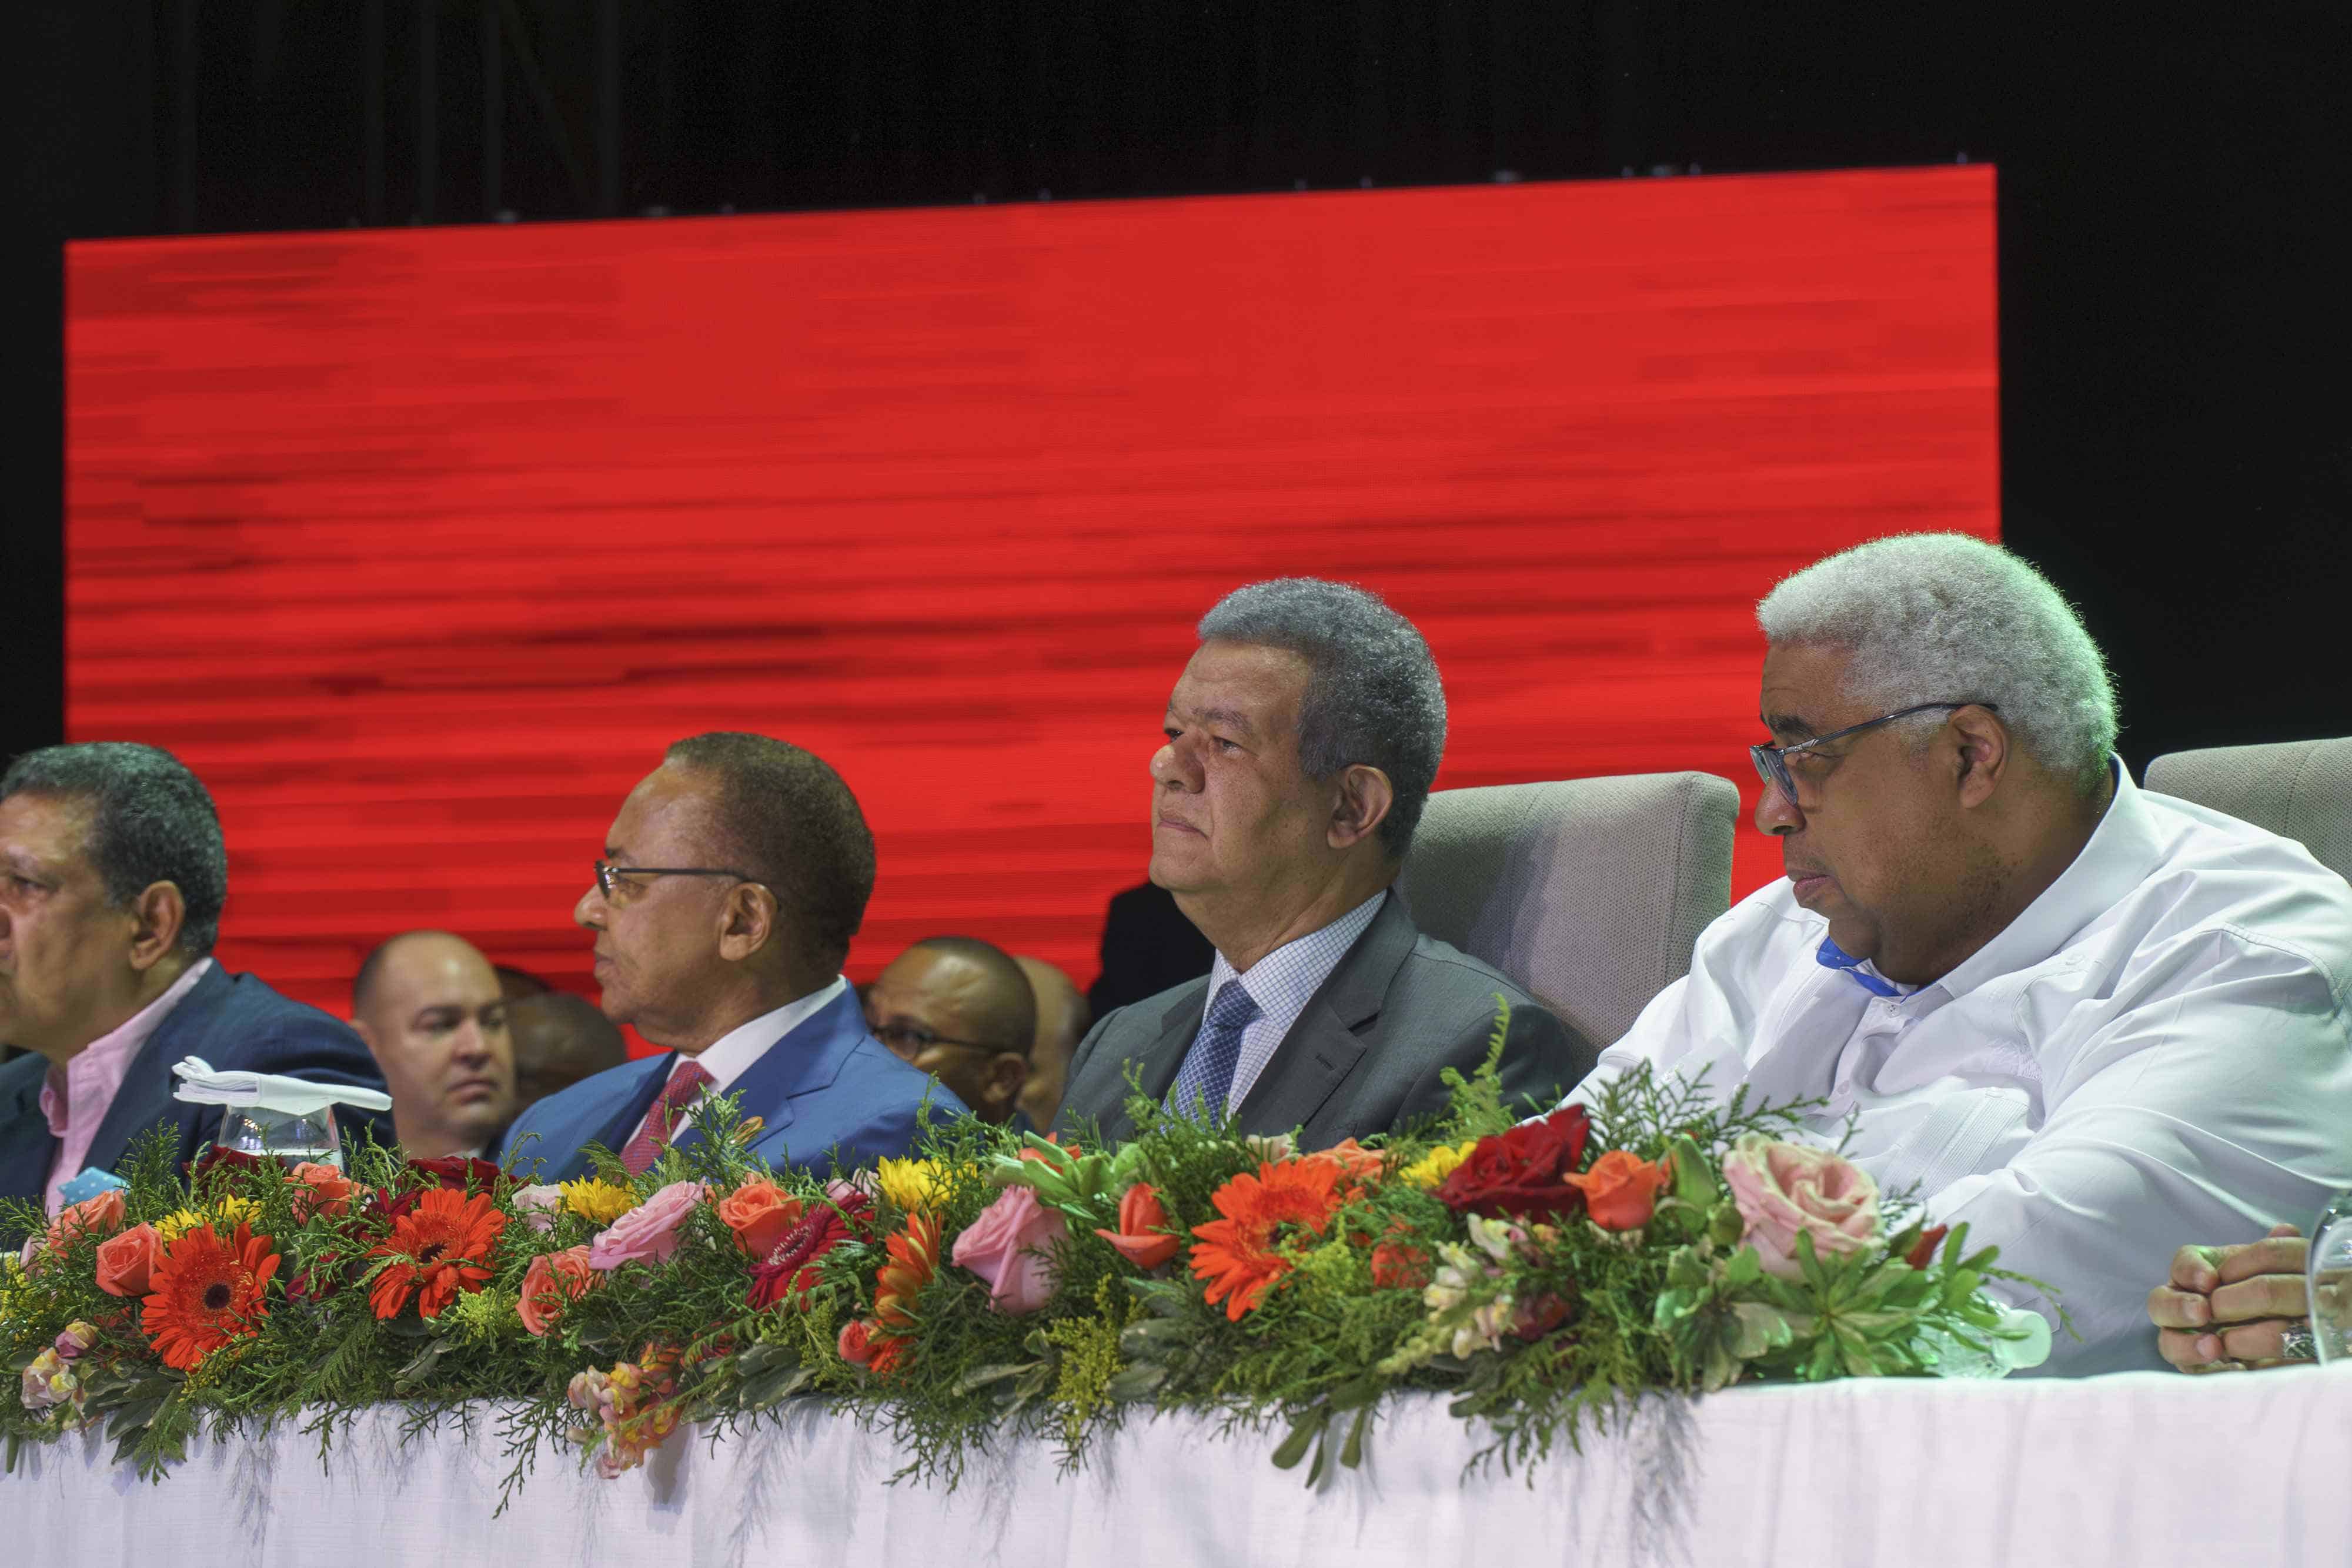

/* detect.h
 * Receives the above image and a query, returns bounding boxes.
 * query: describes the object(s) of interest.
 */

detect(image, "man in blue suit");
[500,733,961,1183]
[0,744,387,1232]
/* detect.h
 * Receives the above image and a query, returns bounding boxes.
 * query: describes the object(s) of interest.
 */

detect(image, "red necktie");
[619,1058,714,1176]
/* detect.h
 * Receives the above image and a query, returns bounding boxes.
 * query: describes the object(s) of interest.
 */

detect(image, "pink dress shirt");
[41,958,213,1215]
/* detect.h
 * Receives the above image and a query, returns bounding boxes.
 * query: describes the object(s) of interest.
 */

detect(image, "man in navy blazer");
[0,744,387,1233]
[499,733,961,1183]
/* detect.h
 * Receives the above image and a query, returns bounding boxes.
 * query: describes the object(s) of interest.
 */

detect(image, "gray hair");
[1755,533,2117,787]
[1197,578,1447,855]
[0,742,230,957]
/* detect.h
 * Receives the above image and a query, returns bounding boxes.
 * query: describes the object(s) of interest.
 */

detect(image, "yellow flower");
[562,1178,639,1226]
[1400,1141,1480,1191]
[875,1158,941,1214]
[155,1196,258,1242]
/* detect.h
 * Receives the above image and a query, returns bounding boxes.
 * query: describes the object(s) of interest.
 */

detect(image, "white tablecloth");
[13,1371,2351,1567]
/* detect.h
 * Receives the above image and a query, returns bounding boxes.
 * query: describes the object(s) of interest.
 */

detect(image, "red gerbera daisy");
[142,1221,280,1370]
[1188,1155,1351,1320]
[368,1187,509,1320]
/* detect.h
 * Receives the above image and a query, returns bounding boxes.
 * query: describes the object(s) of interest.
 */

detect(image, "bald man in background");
[864,937,1035,1124]
[507,989,630,1110]
[1015,955,1088,1134]
[351,931,517,1158]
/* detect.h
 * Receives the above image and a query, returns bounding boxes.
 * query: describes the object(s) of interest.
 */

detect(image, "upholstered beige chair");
[2143,736,2352,884]
[1399,773,1740,1054]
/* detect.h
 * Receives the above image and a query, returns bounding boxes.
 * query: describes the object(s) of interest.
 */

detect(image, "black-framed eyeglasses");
[1749,701,1997,806]
[592,861,774,900]
[868,1019,1009,1060]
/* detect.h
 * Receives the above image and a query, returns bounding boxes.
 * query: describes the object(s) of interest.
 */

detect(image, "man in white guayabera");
[1565,533,2352,1375]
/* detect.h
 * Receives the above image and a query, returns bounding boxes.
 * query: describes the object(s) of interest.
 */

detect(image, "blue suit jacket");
[495,987,965,1183]
[0,964,390,1232]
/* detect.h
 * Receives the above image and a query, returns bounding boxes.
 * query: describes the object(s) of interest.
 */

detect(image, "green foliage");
[0,1039,2053,1496]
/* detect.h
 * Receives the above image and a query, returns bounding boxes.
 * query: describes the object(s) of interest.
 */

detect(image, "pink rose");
[950,1184,1067,1314]
[587,1181,709,1270]
[1721,1134,1882,1278]
[512,1184,564,1234]
[518,1246,599,1336]
[826,1174,876,1205]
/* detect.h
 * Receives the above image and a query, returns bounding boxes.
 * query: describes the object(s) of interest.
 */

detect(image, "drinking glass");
[217,1104,344,1170]
[2307,1189,2352,1366]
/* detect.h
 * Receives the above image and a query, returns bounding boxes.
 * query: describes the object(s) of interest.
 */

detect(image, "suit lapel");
[692,989,866,1162]
[0,1064,58,1208]
[1097,981,1210,1146]
[1231,891,1418,1135]
[82,962,236,1176]
[578,1057,672,1178]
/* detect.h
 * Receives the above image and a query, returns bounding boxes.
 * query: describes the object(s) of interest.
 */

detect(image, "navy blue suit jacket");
[496,986,965,1183]
[0,964,389,1229]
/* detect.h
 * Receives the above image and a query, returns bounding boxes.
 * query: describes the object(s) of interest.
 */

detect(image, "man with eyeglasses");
[497,733,961,1183]
[1565,533,2352,1375]
[864,936,1036,1125]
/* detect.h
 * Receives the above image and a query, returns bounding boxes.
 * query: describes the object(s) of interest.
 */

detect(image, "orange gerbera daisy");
[369,1187,509,1320]
[1188,1155,1351,1320]
[142,1221,280,1370]
[873,1209,943,1332]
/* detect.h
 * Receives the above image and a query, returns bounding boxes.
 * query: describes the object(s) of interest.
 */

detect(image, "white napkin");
[169,1055,393,1115]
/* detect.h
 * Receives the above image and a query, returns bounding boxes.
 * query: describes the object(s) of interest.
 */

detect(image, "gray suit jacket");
[1055,893,1594,1148]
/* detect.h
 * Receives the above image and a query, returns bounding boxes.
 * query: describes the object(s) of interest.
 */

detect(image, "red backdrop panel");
[65,167,1998,1035]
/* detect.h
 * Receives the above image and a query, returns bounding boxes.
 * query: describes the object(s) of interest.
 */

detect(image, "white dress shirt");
[1572,764,2352,1374]
[625,976,848,1145]
[1206,890,1388,1114]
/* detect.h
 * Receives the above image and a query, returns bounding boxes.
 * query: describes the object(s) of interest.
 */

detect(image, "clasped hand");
[2147,1224,2310,1371]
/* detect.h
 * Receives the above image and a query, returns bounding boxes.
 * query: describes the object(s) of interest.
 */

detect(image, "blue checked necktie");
[1166,981,1261,1121]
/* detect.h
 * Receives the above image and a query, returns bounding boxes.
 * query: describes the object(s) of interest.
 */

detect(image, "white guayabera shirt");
[1571,763,2352,1375]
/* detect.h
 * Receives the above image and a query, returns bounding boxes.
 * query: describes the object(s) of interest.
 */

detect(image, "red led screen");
[66,166,1998,1033]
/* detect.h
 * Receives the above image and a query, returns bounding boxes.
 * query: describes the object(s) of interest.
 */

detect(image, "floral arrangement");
[1,1017,2046,1495]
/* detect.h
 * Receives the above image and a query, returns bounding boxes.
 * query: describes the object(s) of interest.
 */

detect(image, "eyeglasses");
[1749,701,1997,807]
[592,861,774,901]
[868,1020,1010,1061]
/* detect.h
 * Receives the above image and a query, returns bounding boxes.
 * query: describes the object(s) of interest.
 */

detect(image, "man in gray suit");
[1057,579,1590,1149]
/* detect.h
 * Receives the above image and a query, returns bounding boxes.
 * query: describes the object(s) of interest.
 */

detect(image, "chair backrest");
[1399,773,1739,1051]
[2143,737,2352,884]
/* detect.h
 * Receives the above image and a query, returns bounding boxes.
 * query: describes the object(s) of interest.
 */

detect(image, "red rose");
[406,1155,505,1191]
[1433,1105,1593,1221]
[1513,1289,1573,1341]
[189,1148,266,1181]
[1094,1183,1181,1271]
[1905,1224,1950,1271]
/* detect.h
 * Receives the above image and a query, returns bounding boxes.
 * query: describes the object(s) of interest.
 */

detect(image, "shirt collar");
[682,975,849,1093]
[1204,889,1387,1037]
[41,957,215,1137]
[1929,757,2156,1001]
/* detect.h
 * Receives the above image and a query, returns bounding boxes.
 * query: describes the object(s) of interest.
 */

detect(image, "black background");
[6,4,2348,776]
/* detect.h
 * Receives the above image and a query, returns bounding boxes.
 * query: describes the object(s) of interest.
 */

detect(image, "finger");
[2215,1236,2311,1286]
[2157,1326,2226,1372]
[2168,1243,2221,1294]
[2147,1285,2211,1330]
[2214,1319,2304,1363]
[2267,1224,2306,1240]
[2210,1273,2310,1323]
